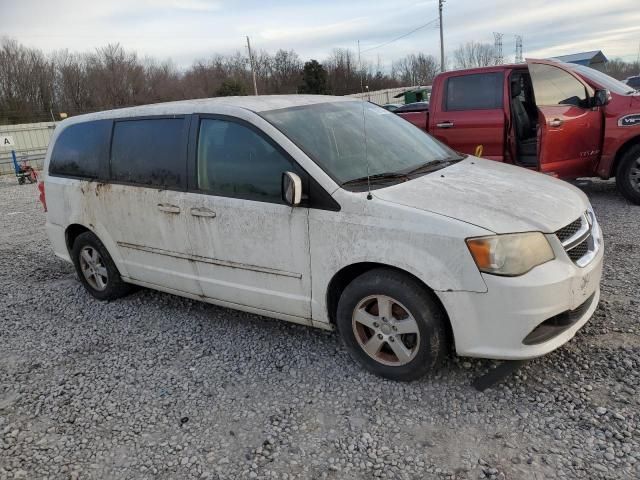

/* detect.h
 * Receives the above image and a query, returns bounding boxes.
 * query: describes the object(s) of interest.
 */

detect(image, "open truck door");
[527,59,603,179]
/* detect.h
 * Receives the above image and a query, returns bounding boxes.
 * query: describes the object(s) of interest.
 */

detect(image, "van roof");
[66,95,356,123]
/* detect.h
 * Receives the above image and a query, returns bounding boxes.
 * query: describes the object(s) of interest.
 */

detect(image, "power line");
[360,18,439,54]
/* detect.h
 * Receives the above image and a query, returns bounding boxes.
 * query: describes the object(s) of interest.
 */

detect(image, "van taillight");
[38,181,47,212]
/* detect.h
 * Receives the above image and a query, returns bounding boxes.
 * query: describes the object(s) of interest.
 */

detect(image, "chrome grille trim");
[555,210,601,267]
[560,214,591,250]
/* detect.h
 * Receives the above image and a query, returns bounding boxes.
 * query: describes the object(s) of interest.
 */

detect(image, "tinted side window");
[49,120,111,178]
[445,73,503,111]
[197,119,294,203]
[529,64,588,107]
[111,118,186,188]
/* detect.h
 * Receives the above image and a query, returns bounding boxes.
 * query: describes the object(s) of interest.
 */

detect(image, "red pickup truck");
[396,59,640,204]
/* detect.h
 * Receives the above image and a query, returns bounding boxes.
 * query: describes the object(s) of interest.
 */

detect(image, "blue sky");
[2,0,639,69]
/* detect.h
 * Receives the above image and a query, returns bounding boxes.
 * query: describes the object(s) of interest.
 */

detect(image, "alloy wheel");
[351,295,420,366]
[79,246,109,291]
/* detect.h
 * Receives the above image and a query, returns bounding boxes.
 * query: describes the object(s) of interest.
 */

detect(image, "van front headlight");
[466,232,555,277]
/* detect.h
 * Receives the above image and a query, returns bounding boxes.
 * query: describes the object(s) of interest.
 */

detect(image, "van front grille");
[555,211,600,267]
[567,239,589,261]
[555,218,582,243]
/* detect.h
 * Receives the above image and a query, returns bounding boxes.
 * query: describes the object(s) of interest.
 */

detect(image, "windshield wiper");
[342,172,408,186]
[405,156,464,176]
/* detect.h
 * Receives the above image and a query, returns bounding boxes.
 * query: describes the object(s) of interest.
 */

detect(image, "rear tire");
[336,268,448,381]
[616,144,640,205]
[71,231,133,301]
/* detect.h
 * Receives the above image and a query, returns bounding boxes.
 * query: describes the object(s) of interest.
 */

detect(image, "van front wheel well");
[326,262,454,348]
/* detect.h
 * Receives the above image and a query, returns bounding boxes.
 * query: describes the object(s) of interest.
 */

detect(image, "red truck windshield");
[570,64,636,95]
[261,101,458,186]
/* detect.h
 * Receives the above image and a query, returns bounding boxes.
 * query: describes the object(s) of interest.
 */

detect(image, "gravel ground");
[0,174,638,480]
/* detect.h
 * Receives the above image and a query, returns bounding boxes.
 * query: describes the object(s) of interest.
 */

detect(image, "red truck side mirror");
[593,89,611,107]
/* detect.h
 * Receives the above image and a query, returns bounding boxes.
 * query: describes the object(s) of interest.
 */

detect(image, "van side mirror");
[282,171,302,206]
[593,89,611,107]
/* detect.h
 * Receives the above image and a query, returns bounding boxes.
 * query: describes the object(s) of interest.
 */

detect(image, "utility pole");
[439,0,445,72]
[246,36,258,96]
[358,40,364,94]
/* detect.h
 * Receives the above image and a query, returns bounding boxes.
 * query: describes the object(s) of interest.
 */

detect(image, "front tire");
[616,144,640,204]
[336,268,448,381]
[71,231,133,301]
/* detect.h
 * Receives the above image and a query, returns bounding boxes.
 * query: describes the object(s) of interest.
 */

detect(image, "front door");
[528,60,603,178]
[430,71,506,160]
[184,116,312,319]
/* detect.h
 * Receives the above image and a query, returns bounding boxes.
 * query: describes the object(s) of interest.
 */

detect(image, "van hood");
[373,158,588,234]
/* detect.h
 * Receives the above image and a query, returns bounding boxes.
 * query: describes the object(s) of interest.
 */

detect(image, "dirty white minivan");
[42,96,603,381]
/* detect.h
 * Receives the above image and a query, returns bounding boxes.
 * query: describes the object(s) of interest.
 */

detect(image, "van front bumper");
[437,237,603,360]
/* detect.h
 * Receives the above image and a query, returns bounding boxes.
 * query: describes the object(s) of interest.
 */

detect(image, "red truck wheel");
[616,144,640,205]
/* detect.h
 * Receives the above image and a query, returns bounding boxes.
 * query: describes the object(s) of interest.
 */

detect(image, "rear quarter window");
[49,120,111,179]
[444,72,504,111]
[110,118,187,189]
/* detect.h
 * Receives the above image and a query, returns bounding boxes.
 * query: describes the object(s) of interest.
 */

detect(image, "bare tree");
[392,53,438,86]
[603,58,640,80]
[0,39,55,123]
[143,58,183,103]
[325,48,361,95]
[270,49,302,93]
[453,42,500,69]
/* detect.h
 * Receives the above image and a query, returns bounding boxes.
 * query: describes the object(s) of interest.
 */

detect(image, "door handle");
[548,118,564,128]
[190,207,217,218]
[157,203,180,214]
[436,121,454,128]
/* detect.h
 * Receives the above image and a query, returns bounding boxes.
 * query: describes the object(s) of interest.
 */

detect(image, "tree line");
[1,37,638,125]
[0,39,445,124]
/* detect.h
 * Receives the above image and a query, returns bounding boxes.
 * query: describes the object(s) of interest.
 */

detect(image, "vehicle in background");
[625,75,640,90]
[393,102,429,114]
[42,95,602,381]
[381,103,402,112]
[395,59,640,204]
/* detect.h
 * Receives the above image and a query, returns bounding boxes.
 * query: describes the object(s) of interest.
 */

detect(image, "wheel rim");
[79,246,108,291]
[351,295,420,367]
[629,156,640,194]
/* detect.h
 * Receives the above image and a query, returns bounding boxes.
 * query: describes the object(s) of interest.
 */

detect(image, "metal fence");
[345,86,419,105]
[0,122,57,175]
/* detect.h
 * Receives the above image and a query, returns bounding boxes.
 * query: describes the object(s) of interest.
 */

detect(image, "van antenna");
[358,40,372,200]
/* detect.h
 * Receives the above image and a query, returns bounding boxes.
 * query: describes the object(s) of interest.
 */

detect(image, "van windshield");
[260,101,461,187]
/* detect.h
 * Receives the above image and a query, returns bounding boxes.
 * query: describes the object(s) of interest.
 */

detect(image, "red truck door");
[429,71,506,160]
[527,60,603,178]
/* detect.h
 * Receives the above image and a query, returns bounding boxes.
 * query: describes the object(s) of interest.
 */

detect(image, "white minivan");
[42,95,603,381]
